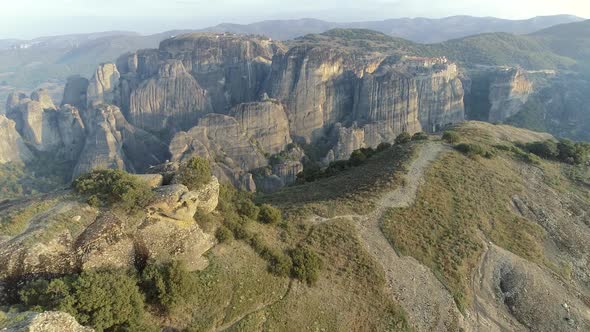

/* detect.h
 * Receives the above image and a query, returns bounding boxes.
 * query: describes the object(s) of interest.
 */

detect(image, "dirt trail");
[310,143,465,331]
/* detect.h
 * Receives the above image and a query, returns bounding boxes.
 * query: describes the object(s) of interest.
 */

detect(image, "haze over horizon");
[0,0,587,39]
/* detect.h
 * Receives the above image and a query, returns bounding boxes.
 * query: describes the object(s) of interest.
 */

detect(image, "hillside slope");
[2,122,588,331]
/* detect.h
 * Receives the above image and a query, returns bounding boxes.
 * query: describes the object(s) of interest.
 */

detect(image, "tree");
[72,169,153,212]
[395,132,412,145]
[289,247,322,285]
[258,204,282,224]
[175,157,212,191]
[412,132,429,141]
[349,150,367,166]
[141,261,197,314]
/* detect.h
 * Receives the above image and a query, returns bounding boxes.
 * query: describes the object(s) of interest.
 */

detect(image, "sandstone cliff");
[86,63,120,108]
[230,100,292,154]
[0,115,33,164]
[464,67,533,123]
[73,104,168,178]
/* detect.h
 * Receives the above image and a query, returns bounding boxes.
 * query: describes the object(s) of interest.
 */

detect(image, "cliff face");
[0,115,33,164]
[266,46,374,142]
[73,104,168,179]
[116,34,283,132]
[230,100,292,154]
[488,68,533,122]
[4,32,471,188]
[464,67,534,123]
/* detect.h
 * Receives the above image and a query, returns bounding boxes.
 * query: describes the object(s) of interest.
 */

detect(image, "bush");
[412,132,429,141]
[237,198,259,220]
[268,251,293,277]
[442,131,461,144]
[141,261,196,314]
[349,150,367,166]
[215,226,233,243]
[376,142,392,152]
[557,139,590,165]
[72,169,154,212]
[175,157,212,191]
[394,132,412,145]
[524,140,559,159]
[454,143,490,158]
[21,271,147,332]
[258,204,282,224]
[289,247,322,285]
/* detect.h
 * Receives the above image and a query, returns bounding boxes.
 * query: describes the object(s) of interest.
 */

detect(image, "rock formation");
[464,67,533,123]
[169,113,268,185]
[86,63,120,108]
[128,60,210,131]
[0,177,220,280]
[0,115,33,164]
[0,311,93,332]
[230,100,292,154]
[62,76,89,110]
[73,104,168,178]
[488,68,533,122]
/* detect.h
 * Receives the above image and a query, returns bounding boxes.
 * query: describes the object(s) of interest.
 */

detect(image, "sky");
[0,0,588,39]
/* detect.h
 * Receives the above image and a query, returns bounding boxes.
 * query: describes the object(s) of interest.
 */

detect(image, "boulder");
[0,311,93,332]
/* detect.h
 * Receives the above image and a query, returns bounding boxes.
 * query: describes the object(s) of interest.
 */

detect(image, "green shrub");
[394,132,412,145]
[454,143,489,158]
[141,261,196,314]
[349,150,367,166]
[175,157,212,191]
[289,247,322,285]
[411,132,429,141]
[237,199,259,220]
[557,139,590,165]
[20,271,147,332]
[442,131,461,144]
[268,251,293,277]
[258,204,282,224]
[376,142,392,152]
[524,140,559,159]
[72,169,154,212]
[215,226,233,243]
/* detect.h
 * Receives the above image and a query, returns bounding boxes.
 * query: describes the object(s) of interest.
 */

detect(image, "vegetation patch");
[72,169,154,212]
[381,151,546,312]
[174,157,212,191]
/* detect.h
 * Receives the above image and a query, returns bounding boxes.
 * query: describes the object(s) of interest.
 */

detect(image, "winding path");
[310,143,465,331]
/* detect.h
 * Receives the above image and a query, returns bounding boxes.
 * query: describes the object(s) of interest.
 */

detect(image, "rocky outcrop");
[267,46,371,142]
[488,68,533,123]
[86,63,120,108]
[354,56,464,141]
[149,177,220,220]
[73,104,168,178]
[0,311,93,332]
[0,115,33,164]
[158,33,282,112]
[115,33,284,132]
[464,67,533,123]
[128,60,210,131]
[230,100,292,154]
[169,113,268,178]
[30,89,57,110]
[62,76,89,110]
[6,90,85,156]
[0,178,220,280]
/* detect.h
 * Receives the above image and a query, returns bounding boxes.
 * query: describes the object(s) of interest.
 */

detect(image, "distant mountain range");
[0,15,584,112]
[202,15,584,43]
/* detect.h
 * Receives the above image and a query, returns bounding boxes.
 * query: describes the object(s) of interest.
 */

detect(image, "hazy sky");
[1,0,588,39]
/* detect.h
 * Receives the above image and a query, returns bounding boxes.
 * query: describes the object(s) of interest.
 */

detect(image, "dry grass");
[381,127,548,312]
[260,143,418,220]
